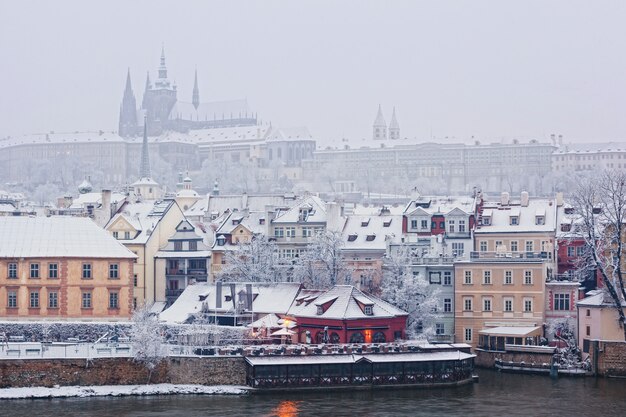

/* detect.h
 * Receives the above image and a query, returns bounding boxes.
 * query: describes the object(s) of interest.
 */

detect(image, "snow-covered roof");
[272,195,327,224]
[106,200,176,244]
[69,192,126,209]
[476,198,557,234]
[266,127,314,142]
[168,99,252,122]
[0,203,16,213]
[159,282,304,324]
[403,196,476,217]
[0,216,136,259]
[205,193,300,218]
[289,285,407,320]
[342,214,402,252]
[553,141,626,155]
[479,326,542,336]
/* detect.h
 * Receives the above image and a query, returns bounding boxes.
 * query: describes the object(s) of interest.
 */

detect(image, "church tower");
[141,46,178,135]
[373,104,387,140]
[389,107,400,140]
[192,69,200,110]
[118,69,138,137]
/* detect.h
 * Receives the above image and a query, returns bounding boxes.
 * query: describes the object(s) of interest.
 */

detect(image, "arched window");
[315,331,324,344]
[373,332,386,343]
[349,332,364,343]
[330,332,340,343]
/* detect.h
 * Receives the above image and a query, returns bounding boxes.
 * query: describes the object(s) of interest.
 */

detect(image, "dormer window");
[366,234,376,241]
[347,234,358,242]
[592,208,602,214]
[216,235,226,246]
[561,223,571,232]
[361,218,370,227]
[299,208,309,222]
[564,207,574,214]
[482,216,491,226]
[316,305,324,315]
[383,220,392,227]
[535,216,545,225]
[364,305,373,315]
[510,216,519,226]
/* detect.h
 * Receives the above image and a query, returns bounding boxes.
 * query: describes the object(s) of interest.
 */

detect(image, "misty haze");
[1,1,626,416]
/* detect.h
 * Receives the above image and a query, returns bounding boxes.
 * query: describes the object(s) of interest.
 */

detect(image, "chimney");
[63,195,73,208]
[325,201,344,233]
[550,134,556,145]
[101,189,112,217]
[556,192,564,207]
[521,191,529,207]
[558,135,563,146]
[500,192,510,206]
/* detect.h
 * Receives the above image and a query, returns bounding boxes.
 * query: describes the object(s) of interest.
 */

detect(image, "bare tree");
[217,235,285,283]
[380,246,441,339]
[130,304,165,383]
[292,230,353,289]
[572,171,626,340]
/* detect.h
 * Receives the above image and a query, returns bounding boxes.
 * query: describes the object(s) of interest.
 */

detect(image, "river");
[3,370,626,416]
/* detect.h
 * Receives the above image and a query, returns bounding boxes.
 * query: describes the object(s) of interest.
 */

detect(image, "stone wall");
[475,349,554,369]
[588,340,626,377]
[0,356,246,388]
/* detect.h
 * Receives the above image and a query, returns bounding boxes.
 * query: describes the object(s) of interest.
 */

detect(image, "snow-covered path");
[0,384,249,399]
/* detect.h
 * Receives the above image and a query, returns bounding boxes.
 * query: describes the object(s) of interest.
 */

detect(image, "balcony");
[409,256,457,265]
[166,289,184,297]
[166,268,208,277]
[272,236,311,244]
[469,251,551,263]
[445,231,471,239]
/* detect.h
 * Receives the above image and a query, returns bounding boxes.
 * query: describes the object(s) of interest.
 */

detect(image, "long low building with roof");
[0,216,137,320]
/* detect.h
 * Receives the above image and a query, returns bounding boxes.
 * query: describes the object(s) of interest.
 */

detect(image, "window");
[464,328,472,342]
[504,298,513,312]
[124,231,131,240]
[510,241,518,252]
[7,291,17,308]
[536,216,545,225]
[479,241,487,252]
[29,291,39,308]
[567,246,575,257]
[174,241,183,251]
[286,227,296,238]
[133,274,138,287]
[82,292,92,308]
[524,299,533,312]
[274,227,284,238]
[30,263,40,279]
[316,305,323,315]
[436,323,445,335]
[302,227,312,237]
[504,270,513,285]
[49,292,58,308]
[576,246,585,256]
[510,216,519,225]
[48,263,58,279]
[421,219,428,229]
[113,231,119,239]
[525,241,534,252]
[483,270,491,285]
[495,240,503,250]
[8,262,17,279]
[448,220,455,233]
[444,298,452,312]
[452,242,464,256]
[554,293,570,311]
[482,216,491,226]
[463,298,473,311]
[586,309,591,317]
[524,270,532,285]
[411,219,418,229]
[464,270,472,284]
[189,241,197,251]
[483,298,492,312]
[109,292,119,309]
[586,326,590,336]
[106,263,119,279]
[458,220,466,232]
[82,263,92,279]
[443,271,452,286]
[364,305,373,315]
[429,272,441,284]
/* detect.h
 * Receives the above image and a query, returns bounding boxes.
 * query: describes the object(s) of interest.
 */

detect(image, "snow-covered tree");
[571,171,626,340]
[292,230,353,289]
[130,304,165,383]
[217,235,285,283]
[380,246,440,339]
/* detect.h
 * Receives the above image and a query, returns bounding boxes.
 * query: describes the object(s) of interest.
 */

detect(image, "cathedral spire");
[372,104,387,140]
[192,68,200,110]
[389,107,400,140]
[124,68,133,94]
[158,44,168,79]
[119,69,138,137]
[140,115,151,179]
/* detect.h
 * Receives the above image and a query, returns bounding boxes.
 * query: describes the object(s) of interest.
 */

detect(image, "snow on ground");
[0,384,249,399]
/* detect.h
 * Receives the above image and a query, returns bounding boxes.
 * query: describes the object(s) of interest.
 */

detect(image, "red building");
[288,285,408,344]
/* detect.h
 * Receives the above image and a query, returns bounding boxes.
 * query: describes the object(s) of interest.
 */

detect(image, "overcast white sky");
[1,0,625,144]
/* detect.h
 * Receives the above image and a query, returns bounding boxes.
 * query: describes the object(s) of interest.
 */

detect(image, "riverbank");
[0,384,249,399]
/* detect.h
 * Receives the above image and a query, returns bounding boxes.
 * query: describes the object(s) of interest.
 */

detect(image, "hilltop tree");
[380,246,440,339]
[572,171,626,340]
[292,230,353,289]
[217,235,285,283]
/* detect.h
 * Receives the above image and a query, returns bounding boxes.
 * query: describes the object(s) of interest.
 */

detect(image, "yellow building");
[106,199,185,307]
[578,291,626,358]
[0,216,136,320]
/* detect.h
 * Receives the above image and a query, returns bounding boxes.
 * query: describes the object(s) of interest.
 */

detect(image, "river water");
[3,370,626,416]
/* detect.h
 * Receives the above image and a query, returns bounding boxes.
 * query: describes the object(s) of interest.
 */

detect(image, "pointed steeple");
[192,68,200,110]
[142,71,151,109]
[119,68,138,137]
[373,104,387,140]
[140,115,151,179]
[158,44,167,79]
[389,107,400,140]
